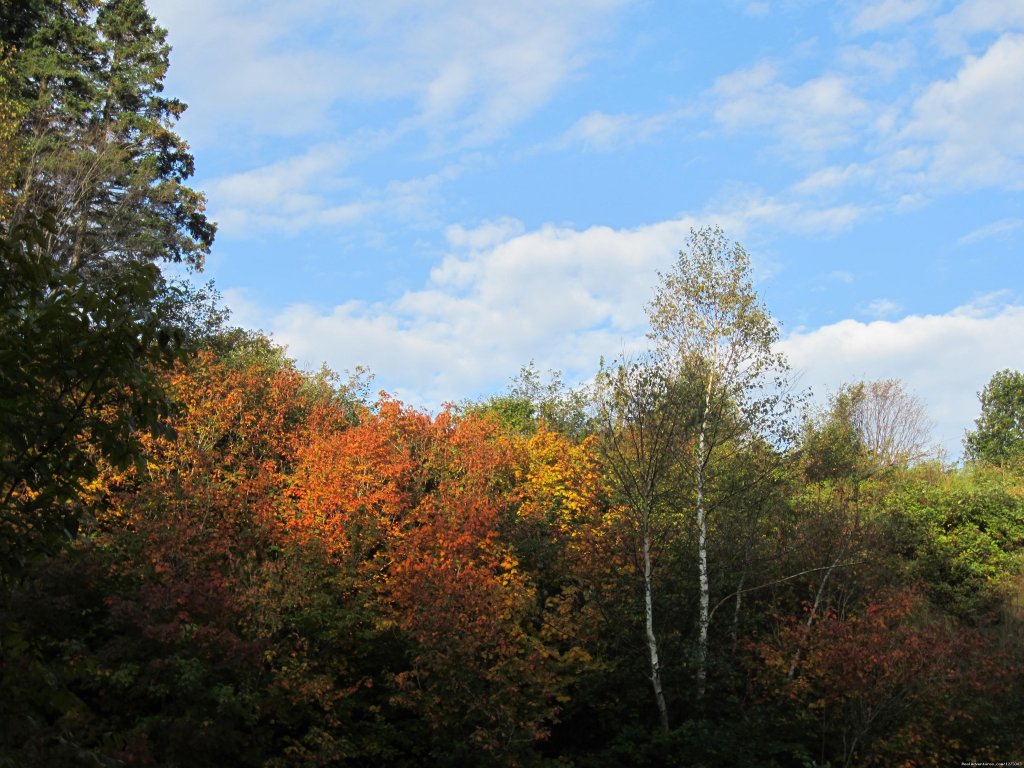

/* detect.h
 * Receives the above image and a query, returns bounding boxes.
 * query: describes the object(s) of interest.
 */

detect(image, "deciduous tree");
[595,357,690,730]
[965,369,1024,466]
[646,226,795,698]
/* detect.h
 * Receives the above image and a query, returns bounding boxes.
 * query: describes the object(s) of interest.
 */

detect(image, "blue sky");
[147,0,1024,458]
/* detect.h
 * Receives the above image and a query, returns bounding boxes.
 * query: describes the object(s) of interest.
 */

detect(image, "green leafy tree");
[0,214,190,767]
[1,5,218,758]
[0,45,24,222]
[468,362,593,438]
[965,369,1024,466]
[880,468,1024,621]
[595,357,692,731]
[0,0,219,573]
[646,226,796,699]
[0,215,180,578]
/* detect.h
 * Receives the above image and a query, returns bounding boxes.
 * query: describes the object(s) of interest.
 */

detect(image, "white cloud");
[262,215,702,407]
[207,145,370,235]
[247,241,1024,462]
[851,0,933,34]
[789,32,1024,204]
[562,109,683,151]
[150,0,352,140]
[149,0,630,146]
[709,189,867,236]
[255,195,875,411]
[792,163,873,194]
[711,62,872,155]
[897,34,1024,190]
[863,298,902,318]
[836,41,916,79]
[702,15,1024,207]
[207,147,473,236]
[779,300,1024,458]
[957,218,1024,246]
[445,218,526,251]
[936,0,1024,52]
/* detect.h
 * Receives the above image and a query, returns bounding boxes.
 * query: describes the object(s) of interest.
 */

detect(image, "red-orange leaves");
[147,387,593,762]
[757,590,1010,767]
[385,416,557,760]
[292,405,566,760]
[290,397,421,561]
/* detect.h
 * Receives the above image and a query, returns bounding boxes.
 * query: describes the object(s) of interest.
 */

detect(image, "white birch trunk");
[643,507,670,730]
[695,381,712,700]
[731,571,744,644]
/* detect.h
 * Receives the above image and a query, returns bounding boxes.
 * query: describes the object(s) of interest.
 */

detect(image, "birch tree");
[595,358,692,731]
[647,226,793,699]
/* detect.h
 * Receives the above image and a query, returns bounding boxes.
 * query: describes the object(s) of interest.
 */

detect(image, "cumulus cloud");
[251,246,1023,462]
[222,185,1022,463]
[780,300,1024,458]
[262,215,701,406]
[898,34,1024,190]
[711,62,872,155]
[936,0,1024,52]
[768,31,1024,207]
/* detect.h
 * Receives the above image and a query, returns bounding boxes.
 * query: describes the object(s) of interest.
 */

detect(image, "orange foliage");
[93,361,621,761]
[290,404,580,758]
[95,351,323,650]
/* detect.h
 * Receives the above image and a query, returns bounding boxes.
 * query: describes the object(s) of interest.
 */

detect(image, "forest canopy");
[2,3,1023,767]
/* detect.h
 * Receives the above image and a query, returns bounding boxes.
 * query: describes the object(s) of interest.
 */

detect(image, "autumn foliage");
[3,339,1024,767]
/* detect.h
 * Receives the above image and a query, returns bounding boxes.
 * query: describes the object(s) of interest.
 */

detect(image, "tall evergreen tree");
[2,0,215,272]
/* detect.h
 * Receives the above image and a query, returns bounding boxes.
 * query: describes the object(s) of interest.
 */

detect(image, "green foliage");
[3,0,215,270]
[469,362,593,438]
[4,321,1023,767]
[965,369,1024,466]
[878,468,1024,621]
[802,379,933,479]
[646,226,796,441]
[0,214,179,577]
[799,387,864,482]
[3,10,1024,756]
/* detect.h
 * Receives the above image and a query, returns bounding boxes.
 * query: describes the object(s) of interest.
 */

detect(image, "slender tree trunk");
[731,571,744,644]
[787,552,841,680]
[695,394,711,700]
[643,507,670,731]
[70,209,87,270]
[11,79,48,229]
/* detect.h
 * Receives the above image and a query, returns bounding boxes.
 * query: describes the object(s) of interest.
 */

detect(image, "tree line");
[3,2,1024,766]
